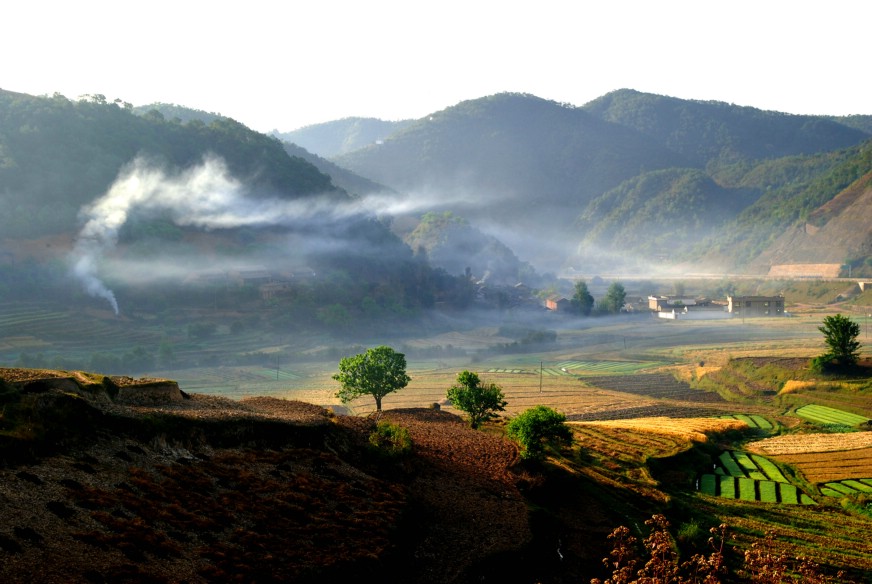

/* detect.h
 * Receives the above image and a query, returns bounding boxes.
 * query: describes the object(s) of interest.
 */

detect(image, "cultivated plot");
[795,404,870,427]
[698,450,815,505]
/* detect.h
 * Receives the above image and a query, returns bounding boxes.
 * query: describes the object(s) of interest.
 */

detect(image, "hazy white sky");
[3,1,868,132]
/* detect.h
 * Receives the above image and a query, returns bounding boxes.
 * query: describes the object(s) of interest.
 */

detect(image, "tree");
[506,405,573,460]
[571,280,594,316]
[816,313,861,368]
[446,370,507,429]
[333,346,411,411]
[601,282,627,314]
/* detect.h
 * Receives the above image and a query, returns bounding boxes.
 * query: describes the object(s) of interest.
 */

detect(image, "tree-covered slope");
[404,211,531,285]
[700,142,872,268]
[583,89,870,167]
[0,90,339,237]
[574,168,754,255]
[334,93,687,238]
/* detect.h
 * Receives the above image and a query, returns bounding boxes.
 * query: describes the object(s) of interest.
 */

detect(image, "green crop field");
[719,451,745,477]
[719,413,772,429]
[718,414,768,429]
[795,404,870,426]
[820,479,872,498]
[751,454,789,483]
[700,450,812,504]
[738,477,757,501]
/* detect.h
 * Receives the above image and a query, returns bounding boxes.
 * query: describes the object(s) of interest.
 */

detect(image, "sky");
[4,1,869,133]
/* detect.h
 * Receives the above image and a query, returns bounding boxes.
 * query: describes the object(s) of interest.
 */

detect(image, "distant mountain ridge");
[273,117,414,158]
[3,87,872,277]
[322,91,871,273]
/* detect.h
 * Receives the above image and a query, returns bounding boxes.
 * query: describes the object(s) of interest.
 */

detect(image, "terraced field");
[698,450,815,505]
[820,478,872,498]
[0,302,161,354]
[719,413,773,430]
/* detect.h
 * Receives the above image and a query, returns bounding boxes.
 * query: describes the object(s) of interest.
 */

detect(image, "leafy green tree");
[333,346,411,411]
[446,371,507,429]
[506,405,573,460]
[816,314,861,368]
[601,282,627,314]
[571,280,594,316]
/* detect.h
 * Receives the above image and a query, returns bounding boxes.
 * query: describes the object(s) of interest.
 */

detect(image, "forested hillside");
[328,91,872,272]
[0,90,484,333]
[0,90,337,238]
[583,88,869,167]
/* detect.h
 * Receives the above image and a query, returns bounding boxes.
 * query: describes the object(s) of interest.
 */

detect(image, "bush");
[368,421,412,458]
[506,405,572,460]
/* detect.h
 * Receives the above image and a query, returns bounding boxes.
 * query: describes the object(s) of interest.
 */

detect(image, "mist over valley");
[2,87,872,380]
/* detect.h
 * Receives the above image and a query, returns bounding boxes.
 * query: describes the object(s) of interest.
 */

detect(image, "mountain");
[583,89,870,167]
[134,103,393,197]
[329,91,871,272]
[403,211,531,285]
[748,163,872,272]
[273,117,414,158]
[0,90,339,238]
[574,168,753,257]
[333,93,688,266]
[0,90,465,327]
[132,102,224,125]
[702,143,872,271]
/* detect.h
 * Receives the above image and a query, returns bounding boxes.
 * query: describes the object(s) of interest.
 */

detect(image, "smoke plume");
[70,154,447,313]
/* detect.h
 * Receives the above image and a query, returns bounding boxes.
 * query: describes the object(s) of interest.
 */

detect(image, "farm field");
[571,416,745,444]
[719,413,773,429]
[487,359,665,377]
[749,432,872,455]
[696,450,815,505]
[820,479,872,498]
[795,404,871,426]
[768,447,872,484]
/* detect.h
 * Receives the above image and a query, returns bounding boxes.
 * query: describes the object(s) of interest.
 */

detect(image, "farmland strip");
[719,452,745,477]
[759,480,778,503]
[738,477,757,501]
[842,480,872,493]
[751,455,789,483]
[699,474,717,496]
[778,484,799,504]
[823,482,859,495]
[720,476,736,499]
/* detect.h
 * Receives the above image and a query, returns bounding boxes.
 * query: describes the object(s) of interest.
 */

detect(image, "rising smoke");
[70,154,458,314]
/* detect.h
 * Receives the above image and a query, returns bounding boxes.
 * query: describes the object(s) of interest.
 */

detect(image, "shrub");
[506,405,572,460]
[368,421,412,458]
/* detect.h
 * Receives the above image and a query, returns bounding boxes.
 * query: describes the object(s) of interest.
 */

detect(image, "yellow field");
[778,380,817,395]
[570,416,746,443]
[749,432,872,455]
[771,448,872,483]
